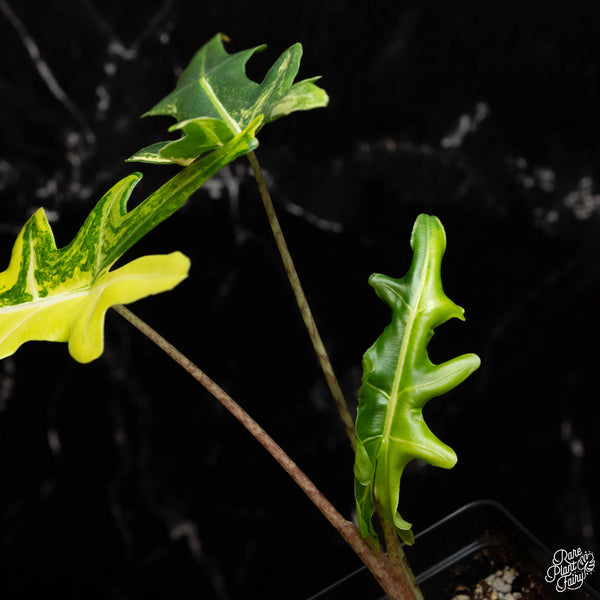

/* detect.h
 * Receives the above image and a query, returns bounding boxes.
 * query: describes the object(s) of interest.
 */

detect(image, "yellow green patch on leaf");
[0,208,189,363]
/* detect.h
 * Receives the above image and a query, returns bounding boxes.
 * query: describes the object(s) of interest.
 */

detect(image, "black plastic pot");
[307,500,599,600]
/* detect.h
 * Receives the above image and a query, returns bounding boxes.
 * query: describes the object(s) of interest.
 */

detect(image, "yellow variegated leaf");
[0,207,189,363]
[0,118,261,363]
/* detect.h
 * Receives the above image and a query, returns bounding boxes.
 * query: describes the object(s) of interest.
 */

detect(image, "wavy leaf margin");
[354,214,480,545]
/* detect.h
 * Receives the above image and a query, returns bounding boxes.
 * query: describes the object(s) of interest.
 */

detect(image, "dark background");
[0,1,599,598]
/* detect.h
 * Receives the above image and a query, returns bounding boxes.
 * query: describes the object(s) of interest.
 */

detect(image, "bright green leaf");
[354,214,480,545]
[0,118,261,363]
[128,33,328,164]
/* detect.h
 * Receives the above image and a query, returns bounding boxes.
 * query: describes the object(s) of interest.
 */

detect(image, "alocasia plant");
[0,35,481,600]
[354,214,480,545]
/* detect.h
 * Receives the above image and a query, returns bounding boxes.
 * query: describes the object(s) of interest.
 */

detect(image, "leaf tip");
[467,352,482,374]
[411,213,446,250]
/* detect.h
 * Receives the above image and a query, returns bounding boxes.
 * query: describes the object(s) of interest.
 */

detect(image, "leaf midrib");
[194,46,243,134]
[382,228,431,443]
[1,288,89,313]
[199,78,241,134]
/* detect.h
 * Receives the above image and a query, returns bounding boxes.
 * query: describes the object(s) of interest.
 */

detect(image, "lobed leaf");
[0,207,189,363]
[128,33,328,165]
[354,214,480,545]
[0,118,260,363]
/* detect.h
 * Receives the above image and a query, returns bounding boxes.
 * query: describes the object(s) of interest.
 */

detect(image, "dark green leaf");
[128,33,328,164]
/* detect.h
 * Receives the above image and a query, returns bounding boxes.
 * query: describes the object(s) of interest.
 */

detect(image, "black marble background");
[0,1,599,598]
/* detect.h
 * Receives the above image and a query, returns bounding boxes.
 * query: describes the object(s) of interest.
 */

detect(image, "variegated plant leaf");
[0,211,189,363]
[354,214,480,545]
[130,118,235,166]
[0,118,260,363]
[128,33,328,165]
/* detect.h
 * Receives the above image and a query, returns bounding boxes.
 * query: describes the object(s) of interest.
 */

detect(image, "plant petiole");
[112,303,419,600]
[246,150,356,450]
